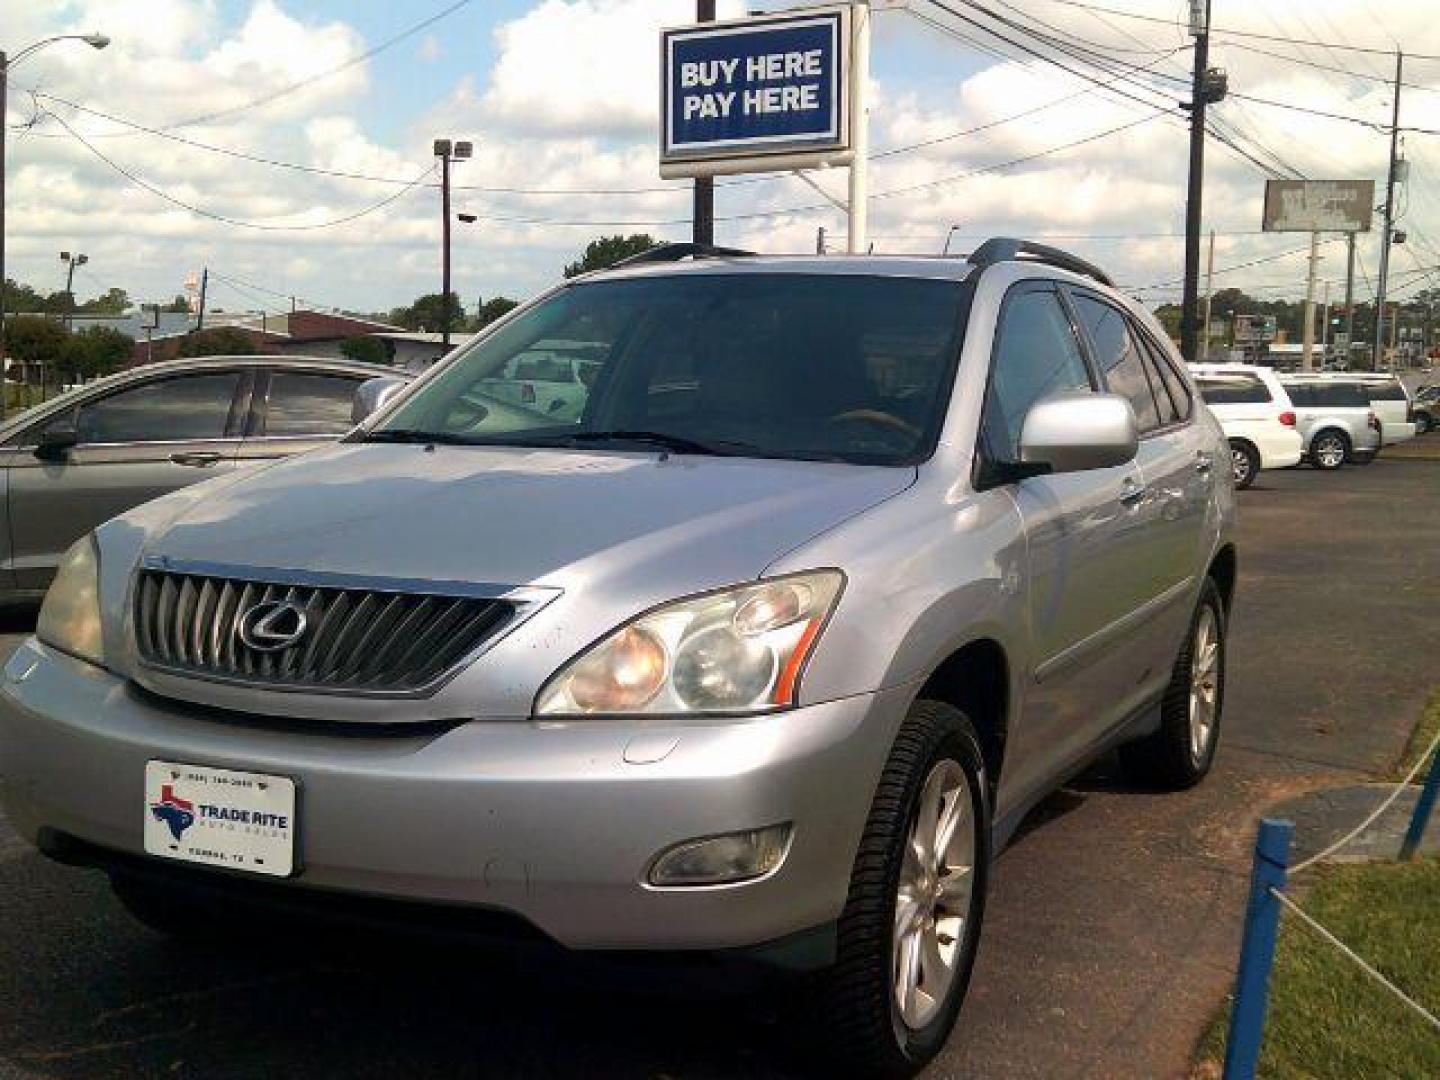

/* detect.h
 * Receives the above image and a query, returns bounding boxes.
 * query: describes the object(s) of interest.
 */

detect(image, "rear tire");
[1310,429,1348,470]
[1416,413,1432,436]
[816,700,991,1078]
[1120,579,1226,790]
[1228,440,1259,490]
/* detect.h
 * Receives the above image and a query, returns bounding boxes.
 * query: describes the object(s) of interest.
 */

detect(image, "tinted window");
[264,372,363,436]
[1140,333,1192,421]
[1197,376,1272,404]
[380,275,967,465]
[1072,294,1161,431]
[1361,381,1407,401]
[982,288,1093,459]
[76,373,241,444]
[1283,382,1368,408]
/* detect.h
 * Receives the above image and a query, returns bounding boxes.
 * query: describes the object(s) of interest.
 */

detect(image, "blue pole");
[1222,818,1294,1080]
[1400,746,1440,861]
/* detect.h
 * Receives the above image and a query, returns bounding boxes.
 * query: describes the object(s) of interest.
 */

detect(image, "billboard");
[1262,180,1374,233]
[1234,314,1278,344]
[660,7,851,178]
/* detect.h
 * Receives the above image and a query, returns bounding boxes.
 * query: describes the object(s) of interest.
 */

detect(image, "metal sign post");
[846,1,869,253]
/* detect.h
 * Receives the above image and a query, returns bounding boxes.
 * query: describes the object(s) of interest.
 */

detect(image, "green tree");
[474,296,518,329]
[2,278,47,312]
[388,292,464,332]
[178,326,258,358]
[162,295,192,313]
[563,234,659,278]
[5,315,68,378]
[64,326,134,379]
[339,335,393,365]
[77,287,130,315]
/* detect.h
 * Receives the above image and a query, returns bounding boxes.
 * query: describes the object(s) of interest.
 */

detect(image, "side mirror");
[1019,392,1138,474]
[34,422,79,461]
[351,376,407,424]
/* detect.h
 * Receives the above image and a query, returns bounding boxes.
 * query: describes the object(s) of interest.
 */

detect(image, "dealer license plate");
[144,760,296,877]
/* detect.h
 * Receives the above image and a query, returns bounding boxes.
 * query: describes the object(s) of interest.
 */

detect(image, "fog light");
[648,824,792,887]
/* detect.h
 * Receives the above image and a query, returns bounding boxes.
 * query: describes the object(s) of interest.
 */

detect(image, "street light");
[1,32,109,417]
[60,250,88,330]
[434,138,473,350]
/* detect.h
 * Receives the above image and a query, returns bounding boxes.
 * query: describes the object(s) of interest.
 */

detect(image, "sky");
[5,0,1439,321]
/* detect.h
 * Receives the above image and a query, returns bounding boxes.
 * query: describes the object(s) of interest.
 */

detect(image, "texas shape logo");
[150,783,196,842]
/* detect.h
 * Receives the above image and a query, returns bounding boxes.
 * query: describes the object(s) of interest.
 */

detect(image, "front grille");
[134,569,516,695]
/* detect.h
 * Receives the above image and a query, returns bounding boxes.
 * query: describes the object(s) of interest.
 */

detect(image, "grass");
[1392,688,1440,783]
[1196,857,1440,1079]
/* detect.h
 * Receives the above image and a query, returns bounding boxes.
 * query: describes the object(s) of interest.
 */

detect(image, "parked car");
[479,342,604,422]
[0,356,406,602]
[1189,363,1303,488]
[1289,372,1416,447]
[1409,384,1437,435]
[1,240,1236,1077]
[1277,377,1382,469]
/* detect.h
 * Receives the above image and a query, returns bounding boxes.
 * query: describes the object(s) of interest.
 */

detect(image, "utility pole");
[1344,232,1357,355]
[60,250,87,331]
[815,226,826,255]
[1201,229,1215,360]
[434,138,472,351]
[1180,0,1222,364]
[1374,50,1403,367]
[1320,280,1331,351]
[693,0,716,246]
[196,267,208,331]
[846,1,871,254]
[1301,232,1320,371]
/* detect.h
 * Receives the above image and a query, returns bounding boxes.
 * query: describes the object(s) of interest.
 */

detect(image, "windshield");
[374,273,967,464]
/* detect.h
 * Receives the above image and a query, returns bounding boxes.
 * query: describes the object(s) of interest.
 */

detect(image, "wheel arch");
[916,638,1009,798]
[1207,543,1237,616]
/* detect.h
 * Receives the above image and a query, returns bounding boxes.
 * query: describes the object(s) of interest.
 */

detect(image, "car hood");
[136,443,912,587]
[101,443,913,720]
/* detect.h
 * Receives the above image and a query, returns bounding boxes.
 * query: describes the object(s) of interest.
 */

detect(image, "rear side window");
[1363,381,1408,401]
[263,372,364,436]
[1197,376,1272,404]
[1071,294,1161,432]
[982,287,1093,460]
[1284,382,1367,408]
[1139,335,1192,422]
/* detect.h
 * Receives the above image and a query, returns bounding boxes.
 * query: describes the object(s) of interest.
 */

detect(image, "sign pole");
[1302,231,1320,372]
[692,0,716,246]
[1202,229,1215,360]
[846,1,870,254]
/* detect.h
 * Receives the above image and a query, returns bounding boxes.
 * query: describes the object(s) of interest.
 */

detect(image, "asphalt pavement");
[1,457,1437,1080]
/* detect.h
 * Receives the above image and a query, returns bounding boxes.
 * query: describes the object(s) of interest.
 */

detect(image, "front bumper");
[0,639,908,954]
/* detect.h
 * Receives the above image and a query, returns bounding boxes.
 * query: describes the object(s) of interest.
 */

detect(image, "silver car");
[1277,377,1382,469]
[1,241,1235,1075]
[0,356,405,601]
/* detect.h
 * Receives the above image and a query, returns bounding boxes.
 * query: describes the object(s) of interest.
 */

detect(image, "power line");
[44,108,437,232]
[1027,0,1440,62]
[1125,240,1344,290]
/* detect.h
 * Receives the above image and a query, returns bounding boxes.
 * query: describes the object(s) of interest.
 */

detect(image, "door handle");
[170,451,223,468]
[1119,479,1147,507]
[1195,451,1214,474]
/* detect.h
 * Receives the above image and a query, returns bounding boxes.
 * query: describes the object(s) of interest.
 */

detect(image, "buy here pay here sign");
[661,8,852,177]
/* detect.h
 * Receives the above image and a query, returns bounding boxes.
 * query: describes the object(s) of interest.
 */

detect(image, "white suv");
[1189,363,1302,488]
[1290,372,1416,447]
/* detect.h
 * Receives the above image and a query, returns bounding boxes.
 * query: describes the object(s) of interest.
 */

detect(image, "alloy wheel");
[1314,436,1345,468]
[893,759,976,1031]
[1230,447,1252,486]
[1189,605,1221,764]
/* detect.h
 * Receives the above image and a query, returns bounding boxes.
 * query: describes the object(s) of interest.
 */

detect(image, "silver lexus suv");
[1,240,1235,1076]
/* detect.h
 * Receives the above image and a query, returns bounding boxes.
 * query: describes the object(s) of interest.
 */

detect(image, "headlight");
[36,535,105,667]
[535,571,843,716]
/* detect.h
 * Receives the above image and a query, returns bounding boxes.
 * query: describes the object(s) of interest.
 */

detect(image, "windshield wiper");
[564,430,743,457]
[361,429,479,445]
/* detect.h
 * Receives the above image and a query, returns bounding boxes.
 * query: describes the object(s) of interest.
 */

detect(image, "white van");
[1189,363,1303,488]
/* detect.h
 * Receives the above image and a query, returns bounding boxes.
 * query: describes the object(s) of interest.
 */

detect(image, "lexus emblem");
[237,600,308,652]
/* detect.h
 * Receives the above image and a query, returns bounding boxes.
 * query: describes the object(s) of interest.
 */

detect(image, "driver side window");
[982,287,1094,461]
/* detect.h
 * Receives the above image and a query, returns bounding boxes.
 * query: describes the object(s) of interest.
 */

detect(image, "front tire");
[1310,429,1349,470]
[818,701,991,1077]
[1120,579,1226,790]
[1229,440,1260,490]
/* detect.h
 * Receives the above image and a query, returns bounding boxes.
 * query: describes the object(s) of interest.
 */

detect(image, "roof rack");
[966,237,1114,287]
[611,242,755,269]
